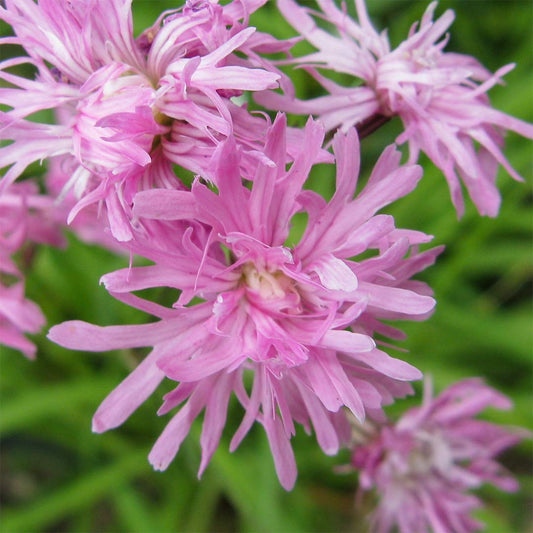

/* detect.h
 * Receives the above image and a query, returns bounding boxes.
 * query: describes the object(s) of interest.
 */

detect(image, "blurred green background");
[1,1,531,532]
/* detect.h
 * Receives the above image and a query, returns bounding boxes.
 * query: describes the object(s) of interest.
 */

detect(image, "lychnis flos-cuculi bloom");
[49,115,442,489]
[349,378,527,533]
[0,184,63,358]
[0,0,291,240]
[0,0,528,515]
[256,0,533,216]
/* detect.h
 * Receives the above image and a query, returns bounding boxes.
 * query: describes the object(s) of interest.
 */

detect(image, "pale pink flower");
[0,0,282,240]
[351,378,526,533]
[0,184,63,358]
[257,0,533,216]
[44,155,132,254]
[49,115,441,489]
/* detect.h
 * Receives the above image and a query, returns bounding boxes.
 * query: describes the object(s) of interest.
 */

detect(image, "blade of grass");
[113,484,163,533]
[0,449,150,533]
[183,470,221,533]
[0,378,117,433]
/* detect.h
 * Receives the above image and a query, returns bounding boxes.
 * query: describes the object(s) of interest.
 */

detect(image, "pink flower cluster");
[351,378,526,533]
[258,0,533,216]
[0,184,63,358]
[49,115,442,489]
[1,0,290,240]
[0,0,529,526]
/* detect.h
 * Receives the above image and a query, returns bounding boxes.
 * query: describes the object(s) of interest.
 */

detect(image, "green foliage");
[1,1,531,532]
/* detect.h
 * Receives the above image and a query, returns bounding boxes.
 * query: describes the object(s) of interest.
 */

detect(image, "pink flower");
[257,0,533,216]
[0,184,63,358]
[44,155,132,254]
[49,115,441,489]
[0,0,282,240]
[0,280,44,359]
[351,378,526,533]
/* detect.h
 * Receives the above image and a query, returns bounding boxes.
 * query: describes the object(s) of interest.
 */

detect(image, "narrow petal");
[92,351,165,432]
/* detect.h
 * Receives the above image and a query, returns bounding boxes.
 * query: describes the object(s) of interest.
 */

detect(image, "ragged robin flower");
[49,114,442,489]
[256,0,533,216]
[350,378,527,533]
[0,0,283,240]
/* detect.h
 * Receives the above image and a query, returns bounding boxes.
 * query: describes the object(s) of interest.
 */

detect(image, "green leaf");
[0,378,116,433]
[1,450,150,533]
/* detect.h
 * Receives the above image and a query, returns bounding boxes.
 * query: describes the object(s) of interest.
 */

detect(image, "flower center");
[241,263,292,300]
[406,430,453,479]
[153,108,173,127]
